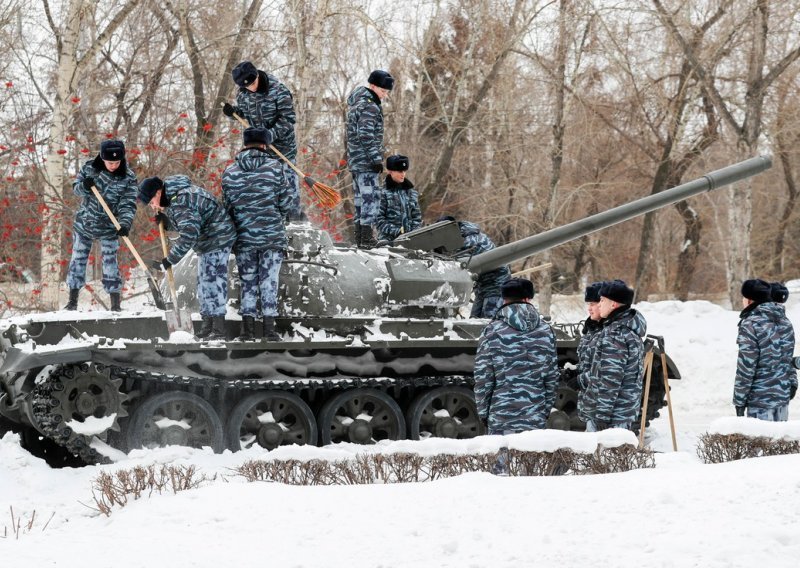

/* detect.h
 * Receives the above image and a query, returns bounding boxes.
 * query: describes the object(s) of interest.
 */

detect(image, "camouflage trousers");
[197,247,232,317]
[282,163,304,220]
[470,288,503,319]
[747,405,789,422]
[236,248,283,318]
[66,231,122,293]
[352,172,380,225]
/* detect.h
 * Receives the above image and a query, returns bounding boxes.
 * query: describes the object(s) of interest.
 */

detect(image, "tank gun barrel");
[467,156,772,274]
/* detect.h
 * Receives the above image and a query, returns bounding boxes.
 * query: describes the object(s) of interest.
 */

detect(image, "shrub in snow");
[696,434,800,464]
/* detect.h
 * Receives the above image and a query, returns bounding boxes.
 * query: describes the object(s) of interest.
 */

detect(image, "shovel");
[157,220,195,334]
[89,185,166,309]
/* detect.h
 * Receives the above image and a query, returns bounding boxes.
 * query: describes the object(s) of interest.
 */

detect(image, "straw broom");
[226,107,341,208]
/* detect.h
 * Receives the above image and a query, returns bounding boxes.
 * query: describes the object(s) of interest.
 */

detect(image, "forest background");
[0,0,798,315]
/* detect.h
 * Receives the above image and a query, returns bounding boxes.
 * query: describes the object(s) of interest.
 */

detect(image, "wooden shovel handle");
[229,109,305,178]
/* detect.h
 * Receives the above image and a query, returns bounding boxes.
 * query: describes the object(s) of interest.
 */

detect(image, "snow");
[2,293,800,566]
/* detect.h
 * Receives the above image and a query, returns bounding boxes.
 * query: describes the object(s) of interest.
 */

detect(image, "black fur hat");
[243,127,269,146]
[232,61,259,87]
[138,176,164,204]
[599,279,634,305]
[501,278,535,300]
[368,69,394,90]
[741,278,772,303]
[584,281,605,303]
[386,155,409,171]
[770,282,789,304]
[100,140,125,161]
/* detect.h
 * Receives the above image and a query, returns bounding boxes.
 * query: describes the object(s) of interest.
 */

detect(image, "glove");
[791,385,797,400]
[594,419,610,431]
[154,212,170,229]
[480,417,488,432]
[222,102,239,118]
[370,161,383,173]
[116,226,129,237]
[735,406,745,417]
[151,258,172,271]
[82,177,95,192]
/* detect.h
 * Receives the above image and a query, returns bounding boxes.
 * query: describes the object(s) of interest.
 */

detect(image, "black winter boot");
[353,222,361,247]
[109,293,122,312]
[262,317,281,342]
[205,316,227,341]
[64,288,80,311]
[196,315,214,339]
[359,225,377,249]
[237,316,255,341]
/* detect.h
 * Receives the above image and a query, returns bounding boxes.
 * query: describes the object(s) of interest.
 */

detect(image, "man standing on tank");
[576,281,605,427]
[581,280,647,432]
[222,127,291,342]
[473,278,560,435]
[346,69,394,249]
[65,139,138,312]
[138,176,236,340]
[375,154,422,243]
[733,278,796,421]
[222,60,304,221]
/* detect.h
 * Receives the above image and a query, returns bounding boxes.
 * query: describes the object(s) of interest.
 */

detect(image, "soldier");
[222,61,303,221]
[582,279,647,432]
[65,140,137,312]
[138,176,236,340]
[375,154,422,243]
[222,127,291,341]
[473,278,560,435]
[576,281,606,426]
[439,216,510,318]
[733,278,796,421]
[346,69,394,248]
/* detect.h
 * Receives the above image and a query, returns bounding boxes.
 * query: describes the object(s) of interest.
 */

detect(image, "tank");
[0,156,772,465]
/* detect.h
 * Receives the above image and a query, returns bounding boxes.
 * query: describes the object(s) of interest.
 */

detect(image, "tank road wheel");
[407,386,484,440]
[226,392,317,451]
[127,391,224,453]
[318,388,405,445]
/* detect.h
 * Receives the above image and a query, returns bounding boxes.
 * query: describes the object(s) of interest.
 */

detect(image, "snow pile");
[709,417,800,440]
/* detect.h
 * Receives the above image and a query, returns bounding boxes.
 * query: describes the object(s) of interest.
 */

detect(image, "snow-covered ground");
[2,291,800,567]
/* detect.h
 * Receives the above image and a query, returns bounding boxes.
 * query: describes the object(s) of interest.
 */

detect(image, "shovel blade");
[148,277,166,310]
[165,306,194,335]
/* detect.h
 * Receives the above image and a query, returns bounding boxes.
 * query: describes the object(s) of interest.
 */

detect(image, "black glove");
[151,258,172,271]
[370,161,384,173]
[222,103,237,118]
[116,226,129,237]
[82,177,95,192]
[154,212,170,229]
[735,406,746,417]
[594,419,610,431]
[790,385,797,400]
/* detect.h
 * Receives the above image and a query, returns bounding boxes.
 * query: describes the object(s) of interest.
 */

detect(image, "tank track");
[32,363,474,465]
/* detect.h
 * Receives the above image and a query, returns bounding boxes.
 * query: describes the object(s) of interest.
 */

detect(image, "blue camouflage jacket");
[72,156,138,240]
[583,307,647,425]
[376,177,422,240]
[733,302,797,409]
[346,86,384,173]
[162,175,236,264]
[222,149,291,253]
[577,317,603,422]
[474,301,560,432]
[234,70,297,161]
[456,221,510,297]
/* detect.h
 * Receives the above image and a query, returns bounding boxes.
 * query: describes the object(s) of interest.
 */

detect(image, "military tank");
[0,156,772,465]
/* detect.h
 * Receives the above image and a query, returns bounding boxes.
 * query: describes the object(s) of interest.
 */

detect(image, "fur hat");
[584,281,605,303]
[100,140,125,161]
[599,279,634,305]
[232,61,259,87]
[138,177,164,204]
[437,215,456,222]
[770,282,789,304]
[741,278,772,303]
[386,154,409,171]
[243,127,269,146]
[501,278,535,300]
[368,69,394,90]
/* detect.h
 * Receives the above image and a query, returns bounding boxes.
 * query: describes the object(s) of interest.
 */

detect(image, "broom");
[225,106,341,208]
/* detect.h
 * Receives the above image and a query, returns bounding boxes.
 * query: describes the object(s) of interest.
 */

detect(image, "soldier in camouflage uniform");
[439,216,510,318]
[222,127,291,342]
[474,278,560,434]
[222,61,304,221]
[733,279,797,421]
[65,140,138,312]
[582,280,647,432]
[375,154,422,242]
[576,281,606,425]
[346,69,394,248]
[138,176,236,340]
